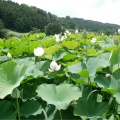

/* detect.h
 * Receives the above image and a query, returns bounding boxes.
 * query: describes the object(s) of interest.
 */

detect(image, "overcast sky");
[11,0,120,25]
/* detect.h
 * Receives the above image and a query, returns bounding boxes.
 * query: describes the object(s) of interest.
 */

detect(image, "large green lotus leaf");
[87,33,95,39]
[117,104,120,114]
[109,49,120,72]
[0,100,16,119]
[5,39,11,48]
[67,62,86,73]
[14,58,43,78]
[79,69,89,78]
[95,72,120,91]
[86,56,109,76]
[45,45,61,55]
[26,67,43,78]
[53,49,66,61]
[68,74,88,84]
[94,75,111,88]
[99,38,114,48]
[6,37,20,48]
[22,83,37,100]
[109,115,115,120]
[113,88,120,104]
[23,40,43,54]
[28,41,40,53]
[69,34,77,39]
[13,58,34,76]
[9,45,26,56]
[63,53,77,60]
[44,54,52,60]
[36,83,81,110]
[98,52,111,60]
[87,49,96,56]
[0,39,4,48]
[22,45,33,54]
[0,56,8,62]
[62,40,79,49]
[20,100,42,117]
[36,60,50,73]
[10,39,20,48]
[74,94,108,118]
[28,34,37,41]
[0,61,26,99]
[40,38,56,48]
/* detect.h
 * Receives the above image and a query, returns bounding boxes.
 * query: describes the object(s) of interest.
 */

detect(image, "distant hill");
[0,0,120,35]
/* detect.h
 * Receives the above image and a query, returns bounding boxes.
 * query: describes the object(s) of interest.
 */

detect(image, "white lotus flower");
[65,30,70,34]
[55,34,61,42]
[105,73,111,78]
[54,34,64,42]
[75,29,78,34]
[34,47,44,56]
[61,36,64,41]
[49,61,61,72]
[7,52,12,59]
[91,38,97,43]
[64,30,71,35]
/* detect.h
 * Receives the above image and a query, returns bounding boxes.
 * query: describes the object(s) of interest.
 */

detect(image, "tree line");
[0,0,120,36]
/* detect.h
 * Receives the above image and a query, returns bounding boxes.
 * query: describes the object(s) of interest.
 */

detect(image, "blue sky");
[11,0,120,25]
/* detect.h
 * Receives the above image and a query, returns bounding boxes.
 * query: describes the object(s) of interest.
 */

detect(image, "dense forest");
[0,0,120,36]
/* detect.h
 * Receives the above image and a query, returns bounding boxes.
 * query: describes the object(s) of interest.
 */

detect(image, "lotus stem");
[42,108,48,120]
[88,77,92,91]
[59,110,62,120]
[16,89,20,120]
[117,45,119,80]
[85,38,87,56]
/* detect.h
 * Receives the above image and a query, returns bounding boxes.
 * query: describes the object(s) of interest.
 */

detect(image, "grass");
[0,29,28,39]
[6,29,27,38]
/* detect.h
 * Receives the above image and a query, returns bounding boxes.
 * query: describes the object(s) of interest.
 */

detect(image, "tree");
[0,19,4,30]
[45,22,62,35]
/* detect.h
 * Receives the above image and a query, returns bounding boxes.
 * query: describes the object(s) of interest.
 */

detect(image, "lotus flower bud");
[105,73,111,78]
[49,61,61,72]
[34,47,44,56]
[82,29,87,39]
[114,35,119,45]
[7,52,12,59]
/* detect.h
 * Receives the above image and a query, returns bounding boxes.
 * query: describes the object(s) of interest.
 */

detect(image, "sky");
[11,0,120,25]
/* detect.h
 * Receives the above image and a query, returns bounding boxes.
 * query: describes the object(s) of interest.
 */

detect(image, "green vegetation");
[1,0,120,119]
[45,22,62,35]
[0,30,120,119]
[0,19,4,30]
[0,29,26,39]
[0,0,120,37]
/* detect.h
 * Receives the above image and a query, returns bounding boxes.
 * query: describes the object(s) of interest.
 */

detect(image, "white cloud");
[11,0,120,25]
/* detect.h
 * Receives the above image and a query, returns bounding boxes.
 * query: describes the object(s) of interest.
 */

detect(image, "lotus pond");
[0,31,120,120]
